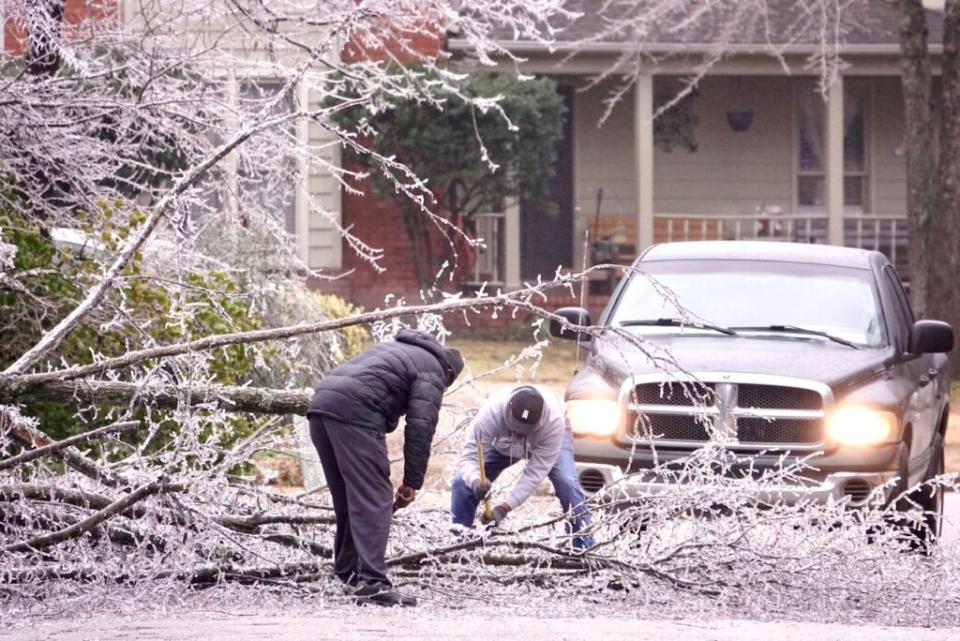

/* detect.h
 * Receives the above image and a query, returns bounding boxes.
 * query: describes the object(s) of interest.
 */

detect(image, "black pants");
[309,416,393,586]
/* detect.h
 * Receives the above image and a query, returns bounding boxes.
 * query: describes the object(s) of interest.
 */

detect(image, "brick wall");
[4,0,116,54]
[335,161,422,308]
[340,19,444,63]
[317,161,474,312]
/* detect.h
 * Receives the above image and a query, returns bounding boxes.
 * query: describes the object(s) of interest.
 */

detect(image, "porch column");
[825,77,845,246]
[504,199,521,289]
[635,73,655,252]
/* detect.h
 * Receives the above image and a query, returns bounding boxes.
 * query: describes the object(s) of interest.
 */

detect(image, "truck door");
[883,266,937,473]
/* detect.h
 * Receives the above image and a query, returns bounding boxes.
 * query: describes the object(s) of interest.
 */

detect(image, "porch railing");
[468,211,506,286]
[652,212,909,276]
[654,213,828,244]
[843,214,910,275]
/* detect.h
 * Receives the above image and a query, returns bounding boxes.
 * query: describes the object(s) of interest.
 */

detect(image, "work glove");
[392,485,416,512]
[473,479,491,502]
[480,503,511,528]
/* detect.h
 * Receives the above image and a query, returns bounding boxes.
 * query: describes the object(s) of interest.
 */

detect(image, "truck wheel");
[895,433,944,555]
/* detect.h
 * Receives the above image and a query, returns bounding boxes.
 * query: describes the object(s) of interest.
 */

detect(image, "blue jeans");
[450,429,595,550]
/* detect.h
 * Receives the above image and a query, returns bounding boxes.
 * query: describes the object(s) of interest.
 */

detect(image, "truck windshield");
[610,259,885,347]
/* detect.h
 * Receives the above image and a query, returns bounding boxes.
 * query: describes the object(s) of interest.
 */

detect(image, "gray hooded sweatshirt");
[455,385,567,510]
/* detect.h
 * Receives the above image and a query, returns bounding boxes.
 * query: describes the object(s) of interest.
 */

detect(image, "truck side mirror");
[549,307,593,341]
[909,320,954,354]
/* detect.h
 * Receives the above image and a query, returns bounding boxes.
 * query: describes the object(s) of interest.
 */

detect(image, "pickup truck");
[550,241,954,549]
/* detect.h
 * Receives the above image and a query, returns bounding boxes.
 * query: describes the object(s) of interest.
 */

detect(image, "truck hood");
[594,333,893,394]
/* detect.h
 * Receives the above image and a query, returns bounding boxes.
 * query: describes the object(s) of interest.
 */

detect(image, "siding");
[871,77,907,217]
[653,76,794,216]
[304,111,342,269]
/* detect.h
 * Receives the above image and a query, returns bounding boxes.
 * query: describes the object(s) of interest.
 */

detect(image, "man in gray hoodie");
[450,385,594,550]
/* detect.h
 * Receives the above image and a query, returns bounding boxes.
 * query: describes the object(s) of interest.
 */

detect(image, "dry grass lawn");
[445,337,582,398]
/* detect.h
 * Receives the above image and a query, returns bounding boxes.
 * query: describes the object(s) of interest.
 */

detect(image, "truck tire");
[895,433,945,555]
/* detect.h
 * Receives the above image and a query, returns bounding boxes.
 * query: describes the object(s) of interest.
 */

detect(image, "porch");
[466,72,910,302]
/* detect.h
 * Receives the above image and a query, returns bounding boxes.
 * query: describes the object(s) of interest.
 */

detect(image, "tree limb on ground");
[2,480,187,553]
[213,513,338,531]
[0,506,170,553]
[0,483,152,519]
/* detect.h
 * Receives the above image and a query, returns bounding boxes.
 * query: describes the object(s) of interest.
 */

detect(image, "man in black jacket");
[306,329,463,607]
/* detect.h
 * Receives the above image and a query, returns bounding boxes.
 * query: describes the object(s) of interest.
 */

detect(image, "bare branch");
[0,420,138,472]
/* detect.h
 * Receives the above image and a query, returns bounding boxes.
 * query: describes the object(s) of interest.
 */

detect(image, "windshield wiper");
[730,324,859,349]
[619,318,739,336]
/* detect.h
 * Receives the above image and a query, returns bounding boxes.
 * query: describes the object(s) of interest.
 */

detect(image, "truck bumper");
[575,462,900,507]
[573,437,908,508]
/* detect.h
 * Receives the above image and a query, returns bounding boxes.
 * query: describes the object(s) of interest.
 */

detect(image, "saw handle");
[476,433,492,522]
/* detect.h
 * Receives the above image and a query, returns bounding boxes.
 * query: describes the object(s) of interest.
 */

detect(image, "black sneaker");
[336,574,359,595]
[354,582,417,608]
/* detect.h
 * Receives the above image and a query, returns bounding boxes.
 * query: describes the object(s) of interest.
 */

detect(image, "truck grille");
[627,378,827,449]
[634,382,715,407]
[736,417,822,444]
[635,414,712,441]
[737,384,822,411]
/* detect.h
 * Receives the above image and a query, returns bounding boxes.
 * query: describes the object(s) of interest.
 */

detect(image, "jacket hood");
[395,329,464,380]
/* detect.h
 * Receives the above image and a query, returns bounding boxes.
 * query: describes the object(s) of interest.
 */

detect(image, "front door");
[520,84,574,281]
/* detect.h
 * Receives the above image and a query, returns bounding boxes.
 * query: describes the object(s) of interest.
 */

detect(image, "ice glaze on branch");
[2,408,126,487]
[1,98,366,378]
[0,378,313,415]
[3,265,614,387]
[2,479,187,553]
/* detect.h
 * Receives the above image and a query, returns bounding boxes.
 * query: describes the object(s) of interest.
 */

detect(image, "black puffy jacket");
[306,329,464,489]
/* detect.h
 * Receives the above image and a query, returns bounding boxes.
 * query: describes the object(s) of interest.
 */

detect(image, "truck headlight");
[566,399,621,437]
[826,406,897,446]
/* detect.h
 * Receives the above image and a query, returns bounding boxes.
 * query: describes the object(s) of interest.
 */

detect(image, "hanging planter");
[726,75,754,132]
[726,109,754,132]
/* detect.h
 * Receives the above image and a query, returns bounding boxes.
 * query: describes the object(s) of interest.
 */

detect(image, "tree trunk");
[936,0,960,374]
[895,0,938,320]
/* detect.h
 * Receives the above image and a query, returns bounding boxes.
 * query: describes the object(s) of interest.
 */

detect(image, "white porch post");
[635,74,655,252]
[504,199,521,289]
[826,77,845,246]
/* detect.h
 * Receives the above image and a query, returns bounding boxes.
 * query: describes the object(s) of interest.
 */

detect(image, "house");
[2,2,942,318]
[326,1,944,316]
[453,2,947,308]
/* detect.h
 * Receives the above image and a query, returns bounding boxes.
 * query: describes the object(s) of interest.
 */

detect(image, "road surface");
[8,610,960,641]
